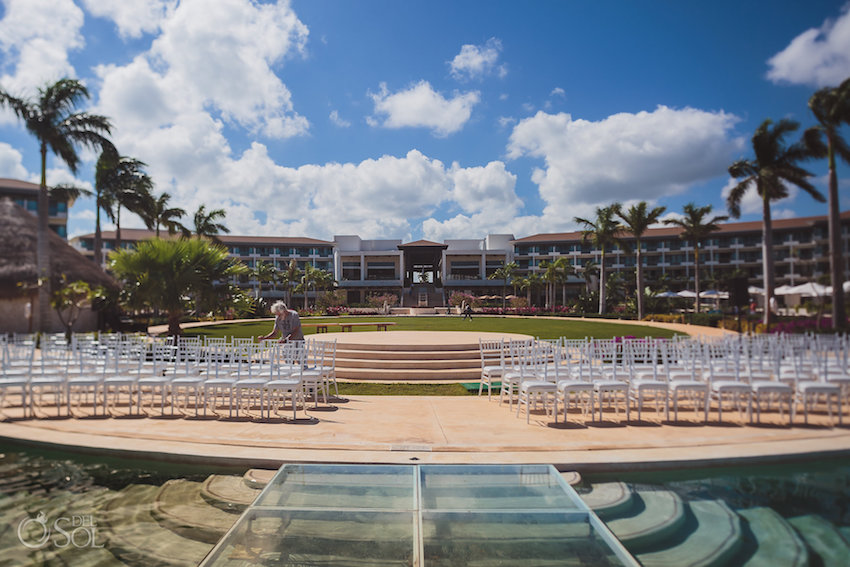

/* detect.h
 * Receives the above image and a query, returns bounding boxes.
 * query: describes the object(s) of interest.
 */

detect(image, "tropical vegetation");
[728,118,824,327]
[109,238,251,336]
[0,78,111,331]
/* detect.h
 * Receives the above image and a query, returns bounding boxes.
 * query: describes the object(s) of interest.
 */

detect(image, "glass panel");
[420,465,579,511]
[205,508,415,567]
[256,464,415,510]
[422,511,626,567]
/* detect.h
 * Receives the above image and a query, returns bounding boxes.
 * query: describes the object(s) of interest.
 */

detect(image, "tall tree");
[97,149,154,254]
[109,238,249,336]
[145,192,188,237]
[193,204,230,242]
[278,259,301,306]
[574,204,624,314]
[728,118,824,327]
[488,261,518,309]
[664,203,728,315]
[0,78,111,330]
[806,77,850,330]
[618,202,667,320]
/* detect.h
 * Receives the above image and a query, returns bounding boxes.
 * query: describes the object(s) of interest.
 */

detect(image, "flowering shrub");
[449,291,478,307]
[769,317,842,334]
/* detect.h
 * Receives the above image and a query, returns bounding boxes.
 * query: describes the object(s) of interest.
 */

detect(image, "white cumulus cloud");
[767,4,850,87]
[448,37,507,80]
[368,81,480,136]
[329,110,351,128]
[0,0,84,97]
[81,0,176,39]
[507,106,743,227]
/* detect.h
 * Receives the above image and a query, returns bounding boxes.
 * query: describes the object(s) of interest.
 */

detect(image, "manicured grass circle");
[185,315,680,341]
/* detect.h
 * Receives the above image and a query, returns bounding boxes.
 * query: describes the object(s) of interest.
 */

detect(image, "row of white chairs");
[0,334,337,421]
[479,334,849,426]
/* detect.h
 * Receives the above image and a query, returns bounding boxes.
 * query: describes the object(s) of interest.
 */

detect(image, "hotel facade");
[71,211,850,308]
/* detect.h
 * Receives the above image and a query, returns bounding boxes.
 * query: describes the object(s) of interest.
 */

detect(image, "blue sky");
[1,0,849,242]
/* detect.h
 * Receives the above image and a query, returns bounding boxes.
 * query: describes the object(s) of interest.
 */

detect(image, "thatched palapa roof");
[0,198,117,299]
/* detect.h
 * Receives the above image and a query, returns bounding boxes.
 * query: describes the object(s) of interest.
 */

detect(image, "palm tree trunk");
[636,245,644,320]
[762,196,775,328]
[827,141,846,329]
[115,206,122,252]
[598,250,606,315]
[94,189,103,266]
[693,247,700,314]
[167,309,183,337]
[37,143,51,333]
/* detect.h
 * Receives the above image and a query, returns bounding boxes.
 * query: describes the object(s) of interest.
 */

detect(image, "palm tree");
[618,202,667,320]
[0,78,112,330]
[146,192,188,237]
[252,260,277,297]
[517,272,542,306]
[574,204,624,314]
[299,263,321,310]
[728,118,824,327]
[539,257,573,309]
[109,238,249,336]
[488,261,518,309]
[193,205,230,242]
[581,259,598,295]
[278,259,301,306]
[664,203,728,314]
[806,77,850,329]
[97,150,154,253]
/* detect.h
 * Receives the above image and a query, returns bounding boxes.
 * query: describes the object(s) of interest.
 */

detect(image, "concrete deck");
[2,393,849,472]
[2,322,846,472]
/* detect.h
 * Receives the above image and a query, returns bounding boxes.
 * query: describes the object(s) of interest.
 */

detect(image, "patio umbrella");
[787,282,828,297]
[825,281,850,295]
[677,290,697,298]
[699,290,728,299]
[774,284,796,295]
[656,291,679,298]
[748,286,764,295]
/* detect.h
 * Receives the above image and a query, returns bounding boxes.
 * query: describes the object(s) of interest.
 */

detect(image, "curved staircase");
[313,331,530,382]
[581,482,848,567]
[0,459,270,567]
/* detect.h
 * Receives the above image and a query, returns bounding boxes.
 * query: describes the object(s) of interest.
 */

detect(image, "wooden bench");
[301,322,397,333]
[338,322,396,332]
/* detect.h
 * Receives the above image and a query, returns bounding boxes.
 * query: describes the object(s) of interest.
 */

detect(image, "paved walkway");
[2,395,848,472]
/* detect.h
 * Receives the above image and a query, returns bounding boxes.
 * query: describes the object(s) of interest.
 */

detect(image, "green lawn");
[183,315,680,341]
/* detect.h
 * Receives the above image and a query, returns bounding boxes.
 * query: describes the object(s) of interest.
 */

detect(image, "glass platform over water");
[201,464,638,566]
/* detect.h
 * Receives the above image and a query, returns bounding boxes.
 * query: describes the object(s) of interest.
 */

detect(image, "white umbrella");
[677,290,697,298]
[656,291,680,298]
[748,286,764,295]
[787,282,828,297]
[699,290,728,299]
[825,281,850,295]
[774,284,797,296]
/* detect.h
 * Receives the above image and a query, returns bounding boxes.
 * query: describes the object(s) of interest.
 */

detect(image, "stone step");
[579,481,635,520]
[243,468,276,489]
[200,474,261,513]
[788,514,850,566]
[605,489,687,552]
[637,500,743,567]
[100,484,212,567]
[336,348,480,361]
[336,356,481,370]
[336,366,481,381]
[151,479,241,544]
[738,507,808,567]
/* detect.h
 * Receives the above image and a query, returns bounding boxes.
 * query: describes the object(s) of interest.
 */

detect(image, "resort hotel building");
[70,211,850,308]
